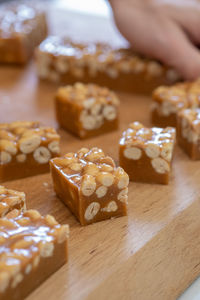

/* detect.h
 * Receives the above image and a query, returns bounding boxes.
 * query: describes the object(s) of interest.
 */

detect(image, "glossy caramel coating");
[0,209,69,300]
[0,2,47,64]
[0,186,26,217]
[35,36,181,94]
[55,83,119,139]
[177,108,200,160]
[50,147,128,225]
[0,121,60,182]
[119,122,176,184]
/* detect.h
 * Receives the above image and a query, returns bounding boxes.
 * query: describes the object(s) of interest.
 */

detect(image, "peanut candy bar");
[55,83,119,139]
[0,186,26,217]
[0,209,69,300]
[35,36,181,94]
[119,122,176,184]
[50,147,128,225]
[177,108,200,160]
[0,1,47,64]
[152,79,200,127]
[0,121,60,182]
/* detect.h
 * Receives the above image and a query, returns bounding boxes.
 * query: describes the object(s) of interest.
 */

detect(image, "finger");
[163,4,200,45]
[153,19,200,80]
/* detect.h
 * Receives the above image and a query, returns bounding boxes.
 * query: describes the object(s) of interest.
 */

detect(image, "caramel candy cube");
[0,121,60,182]
[35,36,181,94]
[119,122,176,184]
[55,83,119,139]
[50,147,128,225]
[0,186,26,217]
[0,2,47,64]
[0,209,69,300]
[152,80,200,127]
[177,108,200,160]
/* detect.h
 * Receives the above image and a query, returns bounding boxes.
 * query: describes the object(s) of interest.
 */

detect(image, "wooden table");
[1,4,200,300]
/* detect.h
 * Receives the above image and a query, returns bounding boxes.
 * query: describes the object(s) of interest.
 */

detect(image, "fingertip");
[157,28,200,81]
[178,61,200,80]
[171,50,200,80]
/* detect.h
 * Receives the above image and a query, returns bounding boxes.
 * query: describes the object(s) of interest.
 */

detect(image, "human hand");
[109,0,200,80]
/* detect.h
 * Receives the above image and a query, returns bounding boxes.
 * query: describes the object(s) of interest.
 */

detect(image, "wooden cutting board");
[1,4,200,300]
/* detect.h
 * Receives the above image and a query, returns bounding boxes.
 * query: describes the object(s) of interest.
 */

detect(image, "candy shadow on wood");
[3,173,80,227]
[0,63,25,89]
[130,146,200,223]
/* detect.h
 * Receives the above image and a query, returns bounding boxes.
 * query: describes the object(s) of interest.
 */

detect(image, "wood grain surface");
[1,4,200,300]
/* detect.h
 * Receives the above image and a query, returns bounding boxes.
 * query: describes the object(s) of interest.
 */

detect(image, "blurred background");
[0,0,200,299]
[0,0,110,16]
